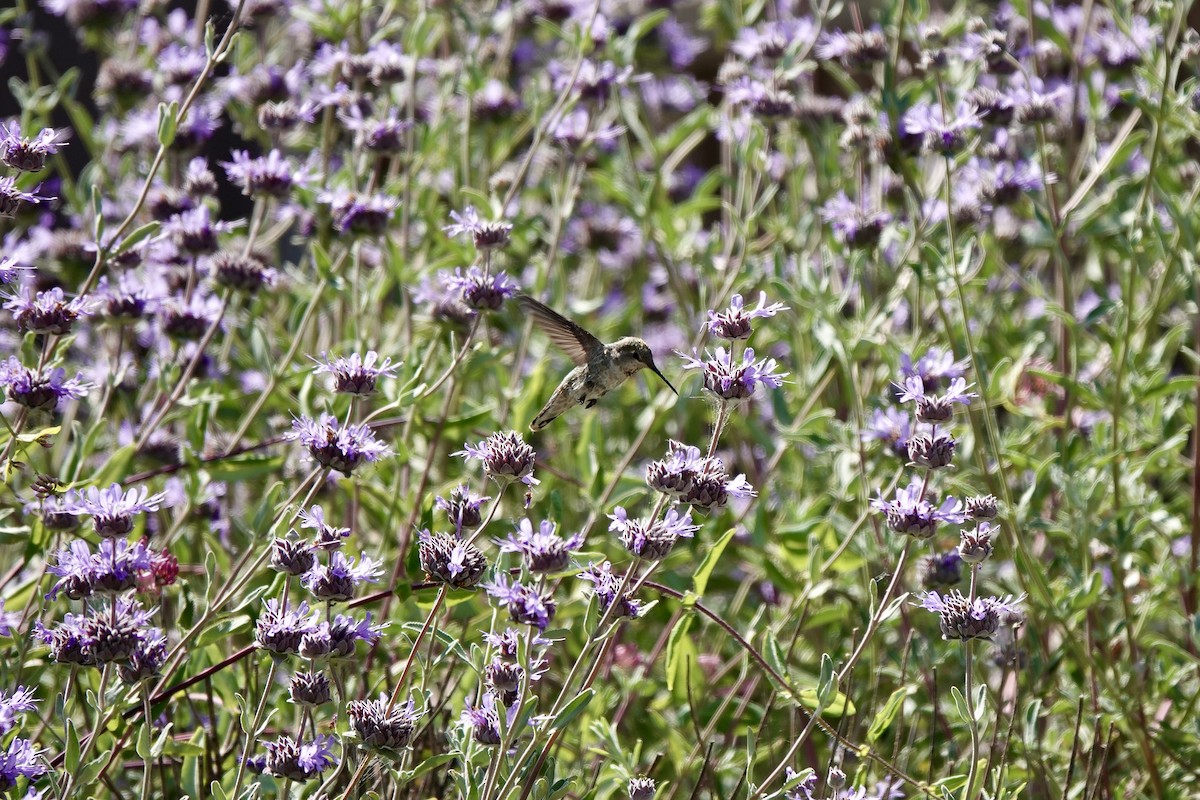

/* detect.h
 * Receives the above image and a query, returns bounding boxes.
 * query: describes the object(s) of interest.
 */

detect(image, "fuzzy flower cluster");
[258,500,385,779]
[646,440,755,512]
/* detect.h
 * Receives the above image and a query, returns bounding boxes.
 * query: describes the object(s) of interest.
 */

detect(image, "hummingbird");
[517,294,677,431]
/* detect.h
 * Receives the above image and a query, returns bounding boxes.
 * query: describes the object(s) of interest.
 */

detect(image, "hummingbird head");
[616,337,677,395]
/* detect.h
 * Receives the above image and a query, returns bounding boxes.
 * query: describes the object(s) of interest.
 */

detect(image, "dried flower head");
[919,591,1023,641]
[455,431,539,487]
[262,734,336,781]
[347,696,421,752]
[608,507,698,560]
[957,522,996,564]
[418,531,488,588]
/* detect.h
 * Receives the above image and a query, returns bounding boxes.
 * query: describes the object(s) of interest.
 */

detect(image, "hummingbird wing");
[517,294,605,367]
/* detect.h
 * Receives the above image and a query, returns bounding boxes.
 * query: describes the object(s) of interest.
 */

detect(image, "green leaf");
[157,100,179,148]
[113,221,161,258]
[401,753,455,784]
[206,455,286,483]
[867,687,909,743]
[89,444,136,488]
[796,687,855,718]
[64,718,80,773]
[692,528,735,597]
[549,688,594,730]
[816,653,836,709]
[664,616,693,693]
[16,424,61,443]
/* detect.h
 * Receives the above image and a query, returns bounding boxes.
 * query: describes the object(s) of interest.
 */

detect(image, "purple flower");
[0,358,91,412]
[646,440,702,495]
[658,17,705,69]
[553,59,634,102]
[435,485,490,533]
[907,430,957,469]
[221,149,313,198]
[259,99,319,132]
[895,376,977,423]
[461,692,515,745]
[958,522,996,564]
[255,599,321,656]
[93,271,163,322]
[262,734,337,781]
[271,537,316,576]
[578,561,641,618]
[608,506,698,560]
[730,18,816,61]
[300,551,383,602]
[119,626,167,684]
[299,613,381,659]
[418,530,488,588]
[0,737,47,789]
[783,768,818,800]
[165,206,239,256]
[861,407,915,459]
[311,351,398,396]
[0,600,19,637]
[871,478,965,539]
[159,291,224,340]
[499,518,583,573]
[0,255,31,284]
[0,176,52,217]
[646,442,755,510]
[210,251,278,294]
[455,431,539,487]
[47,538,151,599]
[551,107,623,153]
[183,157,218,197]
[901,101,982,155]
[441,266,519,311]
[297,505,351,550]
[819,192,891,248]
[919,550,963,589]
[483,575,556,629]
[286,413,390,475]
[814,27,888,65]
[918,590,1023,641]
[341,108,412,154]
[900,349,967,392]
[69,483,167,538]
[0,122,69,172]
[78,597,155,664]
[678,347,787,402]
[3,286,93,335]
[318,190,398,235]
[965,158,1051,205]
[443,205,512,250]
[0,687,36,734]
[33,613,93,665]
[706,292,788,340]
[347,695,421,752]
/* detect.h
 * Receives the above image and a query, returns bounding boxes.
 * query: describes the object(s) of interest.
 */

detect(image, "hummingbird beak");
[648,362,677,395]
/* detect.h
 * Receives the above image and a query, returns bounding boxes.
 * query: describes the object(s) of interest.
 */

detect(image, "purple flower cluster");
[646,440,756,512]
[500,518,583,574]
[455,431,539,488]
[286,413,390,475]
[679,347,787,402]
